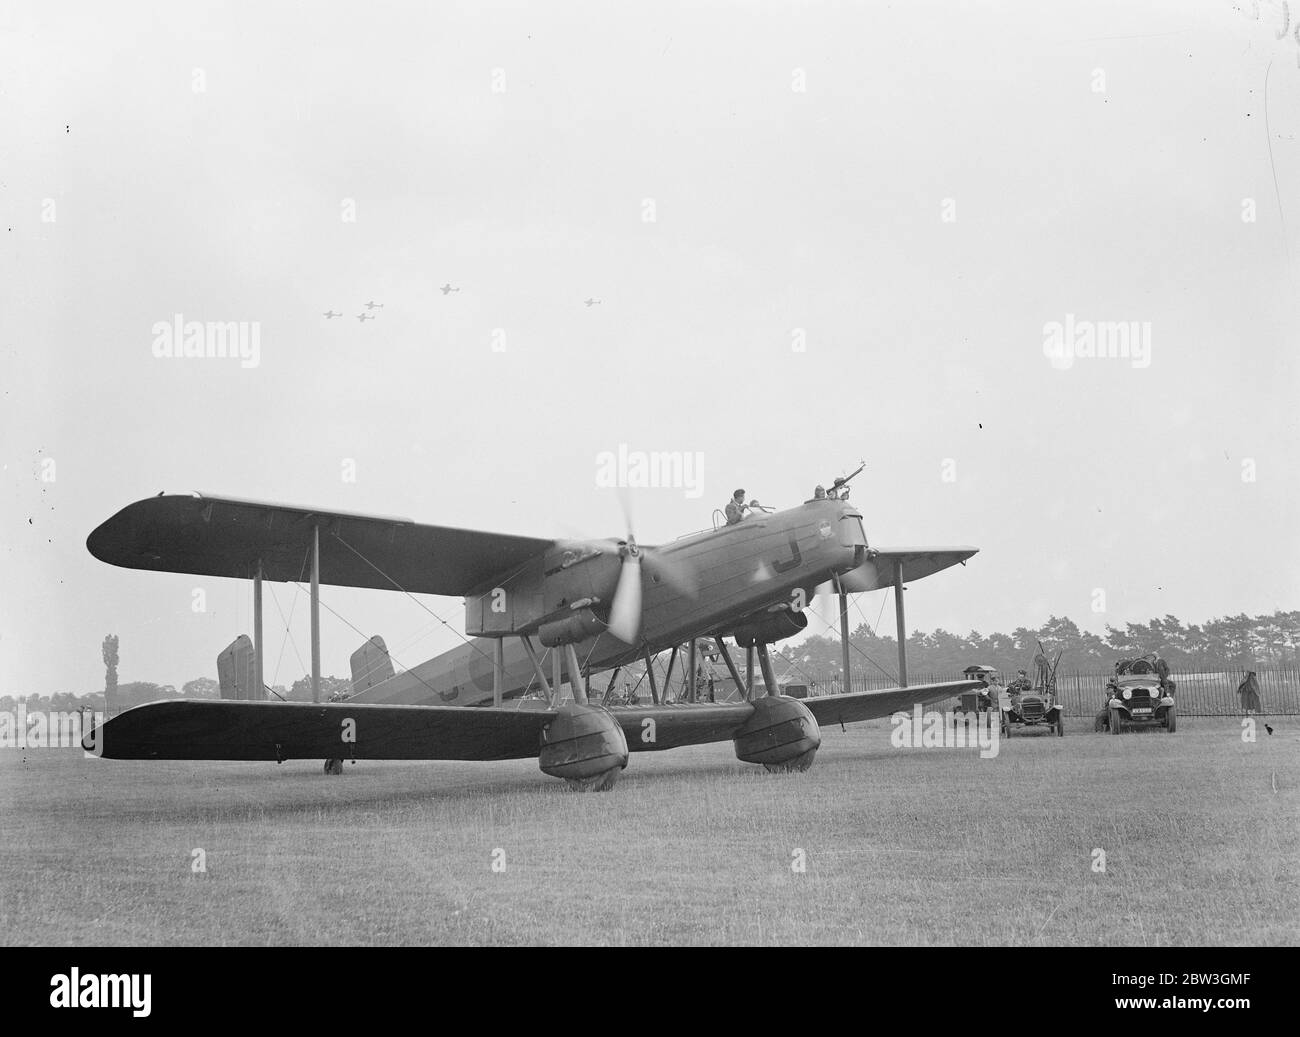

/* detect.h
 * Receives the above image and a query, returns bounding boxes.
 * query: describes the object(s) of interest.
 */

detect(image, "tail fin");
[217,635,262,700]
[350,635,395,693]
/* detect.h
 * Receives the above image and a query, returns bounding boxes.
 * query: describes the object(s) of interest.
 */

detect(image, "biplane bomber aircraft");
[85,480,980,791]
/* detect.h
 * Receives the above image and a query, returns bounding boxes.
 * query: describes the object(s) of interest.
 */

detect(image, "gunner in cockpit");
[724,489,749,525]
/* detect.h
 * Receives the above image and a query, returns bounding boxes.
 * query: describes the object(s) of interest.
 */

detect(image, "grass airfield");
[1,717,1295,946]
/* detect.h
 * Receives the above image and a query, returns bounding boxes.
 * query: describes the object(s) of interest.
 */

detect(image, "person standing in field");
[1155,654,1175,696]
[1236,670,1263,713]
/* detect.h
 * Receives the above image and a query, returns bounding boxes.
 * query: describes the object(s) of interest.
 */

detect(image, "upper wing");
[802,680,983,727]
[837,547,978,592]
[86,493,554,595]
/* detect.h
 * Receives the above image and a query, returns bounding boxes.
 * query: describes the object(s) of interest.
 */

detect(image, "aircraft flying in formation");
[365,301,383,310]
[584,298,601,307]
[356,313,375,322]
[440,283,460,295]
[85,477,979,791]
[322,311,342,319]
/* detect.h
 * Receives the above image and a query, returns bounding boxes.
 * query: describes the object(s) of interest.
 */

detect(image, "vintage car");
[1000,669,1065,737]
[1096,657,1176,733]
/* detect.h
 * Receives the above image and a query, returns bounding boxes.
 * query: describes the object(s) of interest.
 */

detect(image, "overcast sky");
[3,0,1298,695]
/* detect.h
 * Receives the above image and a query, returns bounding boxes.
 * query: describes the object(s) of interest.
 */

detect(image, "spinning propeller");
[608,536,644,643]
[561,492,697,645]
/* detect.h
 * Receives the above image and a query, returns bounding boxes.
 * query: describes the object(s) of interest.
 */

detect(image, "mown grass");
[1,718,1294,945]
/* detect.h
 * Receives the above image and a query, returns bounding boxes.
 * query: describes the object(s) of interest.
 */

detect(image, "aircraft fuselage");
[352,498,867,706]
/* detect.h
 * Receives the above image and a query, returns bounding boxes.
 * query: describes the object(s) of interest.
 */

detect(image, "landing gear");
[733,695,821,772]
[323,758,343,775]
[565,767,623,792]
[762,747,818,773]
[539,704,629,793]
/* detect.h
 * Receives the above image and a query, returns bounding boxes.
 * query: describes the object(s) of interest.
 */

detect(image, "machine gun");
[826,460,866,500]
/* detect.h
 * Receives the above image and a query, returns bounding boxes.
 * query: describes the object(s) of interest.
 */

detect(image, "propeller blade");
[607,554,643,643]
[558,488,636,558]
[615,485,634,540]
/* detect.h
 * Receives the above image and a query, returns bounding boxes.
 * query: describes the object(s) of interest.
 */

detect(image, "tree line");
[2,611,1294,710]
[2,675,352,713]
[776,610,1300,683]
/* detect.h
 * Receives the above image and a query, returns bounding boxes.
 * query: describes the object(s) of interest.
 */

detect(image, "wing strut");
[713,637,747,700]
[563,644,588,705]
[253,560,265,699]
[893,561,907,688]
[836,576,851,694]
[663,645,679,700]
[493,639,505,707]
[311,522,321,702]
[687,640,697,702]
[755,642,779,696]
[520,635,553,702]
[642,647,660,705]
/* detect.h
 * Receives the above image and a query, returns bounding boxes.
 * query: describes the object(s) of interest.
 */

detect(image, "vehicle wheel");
[1166,705,1176,733]
[323,758,343,775]
[1056,715,1065,737]
[1109,708,1123,735]
[1094,710,1108,733]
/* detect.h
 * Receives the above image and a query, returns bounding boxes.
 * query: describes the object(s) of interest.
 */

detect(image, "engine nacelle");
[538,704,629,791]
[730,609,808,648]
[733,695,821,772]
[538,608,605,647]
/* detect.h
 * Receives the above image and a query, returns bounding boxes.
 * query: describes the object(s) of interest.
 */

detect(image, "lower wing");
[85,700,552,762]
[84,699,755,762]
[85,682,980,762]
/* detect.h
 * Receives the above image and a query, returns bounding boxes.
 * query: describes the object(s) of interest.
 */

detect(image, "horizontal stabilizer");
[803,680,983,726]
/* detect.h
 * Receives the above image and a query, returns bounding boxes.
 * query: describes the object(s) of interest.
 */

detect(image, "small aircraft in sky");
[322,310,342,320]
[584,298,602,307]
[356,312,375,322]
[85,471,978,791]
[440,283,460,295]
[365,301,383,310]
